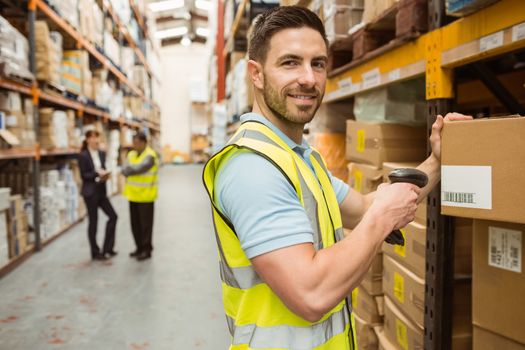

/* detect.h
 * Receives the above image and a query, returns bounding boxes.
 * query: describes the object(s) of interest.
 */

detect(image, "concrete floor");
[0,165,230,350]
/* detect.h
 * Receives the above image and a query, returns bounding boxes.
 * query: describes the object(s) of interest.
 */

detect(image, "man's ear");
[247,59,264,90]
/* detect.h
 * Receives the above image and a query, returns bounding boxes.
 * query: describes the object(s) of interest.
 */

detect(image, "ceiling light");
[181,36,192,47]
[195,0,212,11]
[149,0,185,12]
[155,26,188,39]
[196,27,210,37]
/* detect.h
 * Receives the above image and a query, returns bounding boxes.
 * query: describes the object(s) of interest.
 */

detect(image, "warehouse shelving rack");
[0,0,161,278]
[321,0,525,348]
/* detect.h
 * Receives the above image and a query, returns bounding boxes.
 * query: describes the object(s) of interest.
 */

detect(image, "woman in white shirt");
[78,130,118,260]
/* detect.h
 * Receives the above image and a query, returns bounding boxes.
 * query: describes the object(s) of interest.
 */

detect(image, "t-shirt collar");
[240,113,310,155]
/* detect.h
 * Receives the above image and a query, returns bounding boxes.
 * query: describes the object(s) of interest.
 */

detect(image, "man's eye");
[283,60,298,66]
[313,61,326,69]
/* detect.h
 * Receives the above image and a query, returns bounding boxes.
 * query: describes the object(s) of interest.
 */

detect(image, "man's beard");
[262,76,323,126]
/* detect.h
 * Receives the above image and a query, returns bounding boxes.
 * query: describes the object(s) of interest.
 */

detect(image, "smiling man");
[203,6,470,350]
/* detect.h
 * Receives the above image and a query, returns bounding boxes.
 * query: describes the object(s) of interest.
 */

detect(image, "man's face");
[260,27,327,125]
[133,138,145,152]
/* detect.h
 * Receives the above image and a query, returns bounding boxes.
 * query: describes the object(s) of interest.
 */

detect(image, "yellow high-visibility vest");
[124,146,158,203]
[203,121,357,350]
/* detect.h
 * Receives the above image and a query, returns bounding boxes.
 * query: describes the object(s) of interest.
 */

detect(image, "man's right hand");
[370,182,420,236]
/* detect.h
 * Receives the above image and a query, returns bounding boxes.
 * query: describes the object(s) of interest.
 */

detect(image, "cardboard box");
[473,220,525,345]
[346,120,426,167]
[361,252,384,296]
[441,116,525,224]
[383,219,472,278]
[311,100,354,134]
[352,286,383,324]
[354,313,379,350]
[382,221,426,278]
[313,133,348,181]
[348,162,382,194]
[363,0,398,24]
[382,255,425,328]
[382,162,427,226]
[325,7,364,43]
[383,296,423,350]
[473,326,525,350]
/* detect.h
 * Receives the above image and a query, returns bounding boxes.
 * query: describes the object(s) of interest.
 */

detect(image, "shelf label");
[393,272,405,304]
[479,31,504,52]
[337,77,352,90]
[388,69,401,82]
[512,23,525,42]
[489,226,522,273]
[441,165,492,209]
[362,68,381,89]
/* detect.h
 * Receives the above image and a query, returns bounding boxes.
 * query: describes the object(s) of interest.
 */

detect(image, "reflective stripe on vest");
[124,146,159,203]
[203,121,357,350]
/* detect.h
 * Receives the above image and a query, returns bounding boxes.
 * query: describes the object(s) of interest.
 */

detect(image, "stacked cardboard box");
[6,195,29,258]
[48,0,79,28]
[0,92,35,149]
[104,30,121,67]
[441,116,525,349]
[353,79,427,126]
[0,15,33,80]
[39,108,73,150]
[35,21,62,86]
[308,101,354,181]
[79,0,104,47]
[362,0,398,24]
[0,210,9,267]
[324,0,364,43]
[62,50,91,97]
[106,130,121,196]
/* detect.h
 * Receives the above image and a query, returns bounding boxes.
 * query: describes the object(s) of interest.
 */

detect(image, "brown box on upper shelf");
[346,120,426,167]
[362,0,398,24]
[473,220,525,345]
[441,116,525,224]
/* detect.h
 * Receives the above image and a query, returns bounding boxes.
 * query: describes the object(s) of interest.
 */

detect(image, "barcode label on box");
[480,31,504,52]
[441,166,492,209]
[442,192,475,204]
[362,68,381,89]
[512,22,525,42]
[489,226,522,273]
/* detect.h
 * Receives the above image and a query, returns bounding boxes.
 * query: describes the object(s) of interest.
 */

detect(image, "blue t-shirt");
[216,113,349,259]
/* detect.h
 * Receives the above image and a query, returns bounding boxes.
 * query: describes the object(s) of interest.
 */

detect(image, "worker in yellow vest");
[122,132,159,261]
[203,6,472,350]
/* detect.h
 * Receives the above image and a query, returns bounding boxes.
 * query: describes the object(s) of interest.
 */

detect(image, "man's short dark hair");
[133,131,148,143]
[248,6,328,64]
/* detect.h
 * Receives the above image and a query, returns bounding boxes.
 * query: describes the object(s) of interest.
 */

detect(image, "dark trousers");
[129,201,154,254]
[84,194,118,257]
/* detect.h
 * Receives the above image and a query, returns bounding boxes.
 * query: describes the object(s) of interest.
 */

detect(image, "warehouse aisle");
[0,165,230,350]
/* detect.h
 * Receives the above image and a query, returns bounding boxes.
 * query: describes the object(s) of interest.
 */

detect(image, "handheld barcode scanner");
[384,168,428,246]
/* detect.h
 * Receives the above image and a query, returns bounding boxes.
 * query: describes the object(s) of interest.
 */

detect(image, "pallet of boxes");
[0,188,32,268]
[441,116,525,350]
[345,79,472,349]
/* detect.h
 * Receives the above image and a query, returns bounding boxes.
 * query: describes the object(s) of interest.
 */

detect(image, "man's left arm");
[339,113,472,229]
